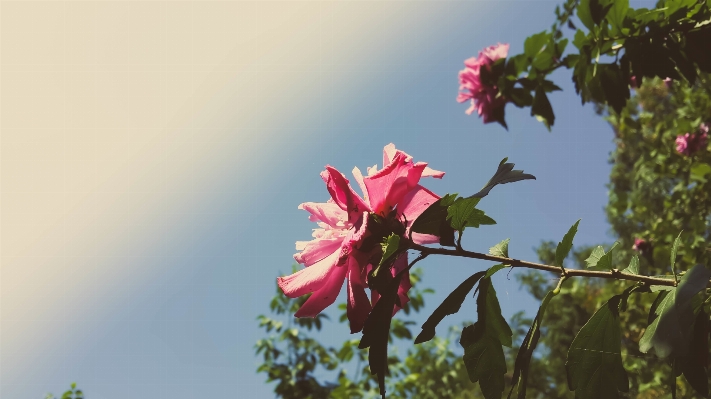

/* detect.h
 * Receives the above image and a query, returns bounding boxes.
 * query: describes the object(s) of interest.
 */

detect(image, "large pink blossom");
[457,43,509,123]
[676,123,709,156]
[278,144,444,333]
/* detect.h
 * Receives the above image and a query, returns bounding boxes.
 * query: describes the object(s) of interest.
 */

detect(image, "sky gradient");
[2,2,618,398]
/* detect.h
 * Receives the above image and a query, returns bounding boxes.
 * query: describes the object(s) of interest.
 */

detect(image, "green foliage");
[584,241,619,270]
[416,271,486,344]
[565,295,629,399]
[489,238,511,258]
[45,383,84,399]
[508,290,556,399]
[555,219,581,268]
[489,0,711,128]
[460,278,512,399]
[640,264,711,359]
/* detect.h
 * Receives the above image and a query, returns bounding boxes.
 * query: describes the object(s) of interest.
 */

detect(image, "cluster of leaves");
[44,383,84,399]
[255,267,483,398]
[487,0,711,129]
[509,75,711,398]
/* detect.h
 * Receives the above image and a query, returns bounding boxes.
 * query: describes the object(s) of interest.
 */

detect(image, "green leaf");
[410,193,458,246]
[465,209,497,228]
[489,238,510,258]
[679,309,710,397]
[670,231,682,277]
[577,0,596,30]
[447,197,481,231]
[415,271,487,344]
[566,295,629,398]
[640,264,711,358]
[461,278,512,399]
[589,0,613,26]
[555,219,580,267]
[359,270,405,399]
[470,158,536,199]
[690,162,711,182]
[524,31,550,58]
[585,242,619,270]
[460,325,507,399]
[509,291,555,399]
[478,278,513,347]
[599,63,630,114]
[531,88,554,130]
[485,264,508,279]
[623,255,640,275]
[606,0,628,35]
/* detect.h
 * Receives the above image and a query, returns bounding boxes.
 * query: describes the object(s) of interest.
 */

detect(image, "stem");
[409,242,680,287]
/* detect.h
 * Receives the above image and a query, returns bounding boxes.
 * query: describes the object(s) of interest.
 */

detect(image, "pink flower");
[278,144,444,333]
[663,77,673,88]
[457,43,509,123]
[632,238,647,252]
[629,76,639,89]
[676,124,709,156]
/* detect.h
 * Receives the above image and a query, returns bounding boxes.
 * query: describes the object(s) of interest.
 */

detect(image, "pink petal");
[397,184,440,226]
[299,202,347,228]
[363,152,414,215]
[278,251,340,298]
[422,166,445,179]
[336,211,369,265]
[294,255,349,318]
[351,167,370,208]
[294,236,343,266]
[321,166,369,223]
[346,256,372,333]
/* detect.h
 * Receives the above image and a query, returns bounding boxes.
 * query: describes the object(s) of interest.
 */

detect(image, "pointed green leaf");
[555,219,581,267]
[577,0,595,30]
[359,271,405,399]
[531,88,555,130]
[566,295,629,398]
[415,271,487,344]
[623,255,640,275]
[478,278,513,347]
[447,197,481,231]
[585,242,619,270]
[680,309,709,397]
[670,231,682,276]
[470,159,536,199]
[489,238,510,258]
[524,31,550,58]
[461,277,512,399]
[640,265,711,358]
[460,324,507,399]
[509,291,555,399]
[485,264,508,279]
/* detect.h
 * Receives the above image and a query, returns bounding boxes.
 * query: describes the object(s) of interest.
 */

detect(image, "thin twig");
[409,243,680,287]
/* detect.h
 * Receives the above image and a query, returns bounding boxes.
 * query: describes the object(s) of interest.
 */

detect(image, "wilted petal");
[278,251,340,298]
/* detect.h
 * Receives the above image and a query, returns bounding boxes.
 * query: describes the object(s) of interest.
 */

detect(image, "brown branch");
[409,243,679,287]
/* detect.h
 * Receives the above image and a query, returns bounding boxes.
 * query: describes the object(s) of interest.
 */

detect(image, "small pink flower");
[457,43,509,123]
[676,124,709,156]
[279,144,444,333]
[632,238,647,252]
[630,76,638,89]
[663,77,673,88]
